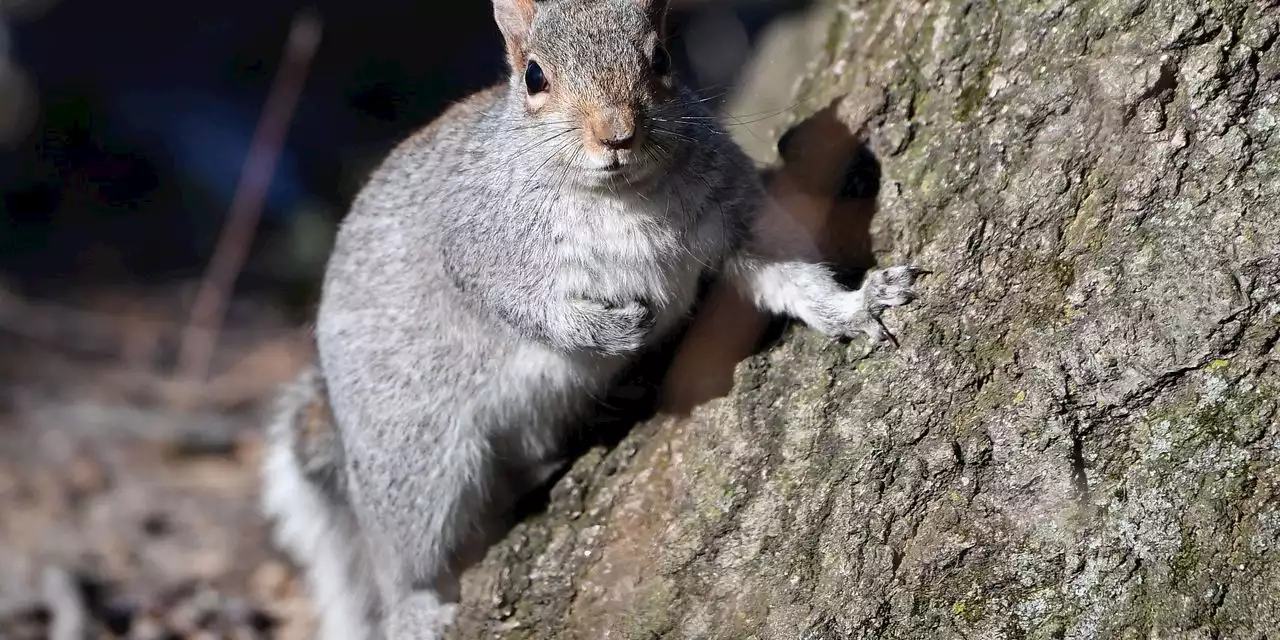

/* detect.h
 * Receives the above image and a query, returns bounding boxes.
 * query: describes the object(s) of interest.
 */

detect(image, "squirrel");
[260,0,924,638]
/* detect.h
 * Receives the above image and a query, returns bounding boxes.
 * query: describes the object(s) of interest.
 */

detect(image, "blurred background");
[0,0,831,637]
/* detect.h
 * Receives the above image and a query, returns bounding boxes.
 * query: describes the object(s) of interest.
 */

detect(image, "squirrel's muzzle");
[585,105,642,152]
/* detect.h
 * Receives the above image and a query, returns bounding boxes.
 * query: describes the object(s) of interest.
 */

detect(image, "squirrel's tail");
[260,365,380,640]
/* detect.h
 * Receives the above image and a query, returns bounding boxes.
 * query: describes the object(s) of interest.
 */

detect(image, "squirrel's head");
[494,0,693,186]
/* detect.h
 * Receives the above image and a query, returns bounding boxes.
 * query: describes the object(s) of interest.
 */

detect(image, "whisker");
[688,89,732,105]
[649,127,698,144]
[496,118,577,134]
[507,128,577,165]
[649,127,729,167]
[676,98,807,127]
[650,115,726,138]
[530,136,576,180]
[530,138,578,218]
[549,146,580,215]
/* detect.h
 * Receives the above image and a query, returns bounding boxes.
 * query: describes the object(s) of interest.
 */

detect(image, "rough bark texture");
[452,0,1280,637]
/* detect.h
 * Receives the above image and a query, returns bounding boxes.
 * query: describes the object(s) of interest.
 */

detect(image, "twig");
[0,284,286,359]
[176,9,322,381]
[0,284,140,355]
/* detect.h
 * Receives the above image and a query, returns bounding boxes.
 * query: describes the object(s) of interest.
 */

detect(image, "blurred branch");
[0,284,149,357]
[0,283,271,358]
[0,9,38,147]
[0,283,312,409]
[176,9,322,382]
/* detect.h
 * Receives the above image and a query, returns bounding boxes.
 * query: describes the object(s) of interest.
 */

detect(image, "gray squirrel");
[260,0,924,638]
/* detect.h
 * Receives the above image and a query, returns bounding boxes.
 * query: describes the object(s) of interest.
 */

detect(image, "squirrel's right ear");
[634,0,671,38]
[493,0,537,67]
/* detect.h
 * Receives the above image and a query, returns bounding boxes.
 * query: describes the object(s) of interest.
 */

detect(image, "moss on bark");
[452,0,1280,636]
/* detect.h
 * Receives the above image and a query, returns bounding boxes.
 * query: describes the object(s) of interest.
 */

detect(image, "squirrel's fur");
[260,1,923,638]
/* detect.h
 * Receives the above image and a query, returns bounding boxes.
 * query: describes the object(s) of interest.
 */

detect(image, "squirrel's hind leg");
[354,425,503,640]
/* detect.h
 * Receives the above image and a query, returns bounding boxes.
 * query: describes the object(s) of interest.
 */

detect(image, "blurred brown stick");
[176,10,322,382]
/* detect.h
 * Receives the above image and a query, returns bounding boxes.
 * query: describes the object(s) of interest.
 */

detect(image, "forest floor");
[0,285,318,639]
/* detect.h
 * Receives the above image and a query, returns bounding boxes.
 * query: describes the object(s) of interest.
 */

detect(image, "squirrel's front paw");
[828,265,926,345]
[861,265,926,313]
[570,298,654,356]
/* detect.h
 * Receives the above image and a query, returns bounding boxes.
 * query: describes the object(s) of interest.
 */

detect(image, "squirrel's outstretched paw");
[831,264,927,345]
[861,265,927,314]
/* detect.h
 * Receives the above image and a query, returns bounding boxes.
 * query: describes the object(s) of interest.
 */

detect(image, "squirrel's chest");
[554,199,713,312]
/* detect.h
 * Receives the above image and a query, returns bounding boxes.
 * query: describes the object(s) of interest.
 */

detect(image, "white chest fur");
[552,190,711,332]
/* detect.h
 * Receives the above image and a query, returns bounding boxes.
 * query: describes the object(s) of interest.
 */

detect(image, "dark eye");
[652,46,672,76]
[525,60,549,94]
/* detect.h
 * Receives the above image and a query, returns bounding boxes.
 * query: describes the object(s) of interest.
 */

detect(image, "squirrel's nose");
[590,108,637,150]
[600,130,635,150]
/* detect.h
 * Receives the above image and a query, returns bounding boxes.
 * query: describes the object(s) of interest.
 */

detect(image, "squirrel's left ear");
[493,0,538,68]
[634,0,671,38]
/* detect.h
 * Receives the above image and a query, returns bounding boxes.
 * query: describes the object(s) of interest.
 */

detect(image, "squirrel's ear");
[493,0,536,66]
[634,0,671,38]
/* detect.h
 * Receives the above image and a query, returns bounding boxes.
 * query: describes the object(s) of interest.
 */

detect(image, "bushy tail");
[260,365,380,640]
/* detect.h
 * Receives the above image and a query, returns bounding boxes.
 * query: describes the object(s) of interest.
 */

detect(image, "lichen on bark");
[452,0,1280,637]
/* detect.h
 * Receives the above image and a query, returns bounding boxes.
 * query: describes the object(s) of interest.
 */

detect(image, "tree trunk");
[452,0,1280,637]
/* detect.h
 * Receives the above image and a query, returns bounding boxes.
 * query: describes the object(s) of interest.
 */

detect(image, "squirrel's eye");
[652,46,672,76]
[525,60,549,94]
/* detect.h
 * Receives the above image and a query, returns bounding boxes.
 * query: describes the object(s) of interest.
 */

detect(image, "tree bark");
[453,0,1280,637]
